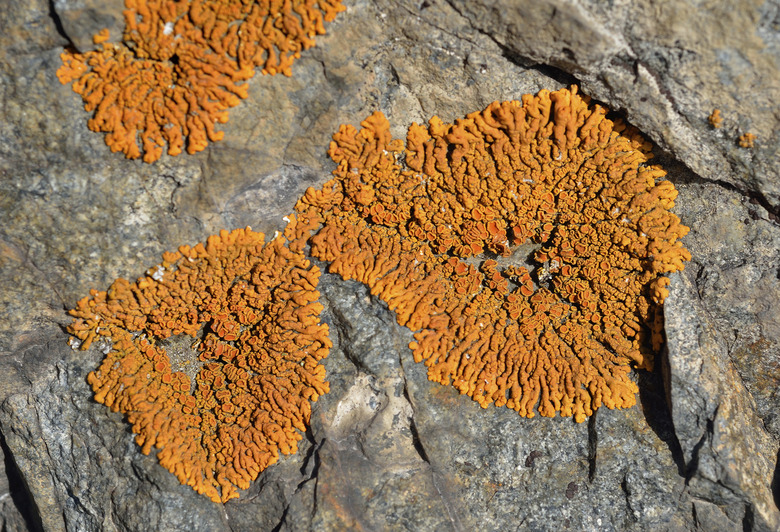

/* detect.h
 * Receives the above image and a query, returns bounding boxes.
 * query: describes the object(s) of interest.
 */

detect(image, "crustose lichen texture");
[67,86,690,502]
[57,0,345,162]
[68,228,331,502]
[294,86,691,423]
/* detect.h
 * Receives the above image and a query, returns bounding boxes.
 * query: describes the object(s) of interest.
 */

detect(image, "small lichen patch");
[57,0,346,162]
[708,109,723,128]
[68,227,331,502]
[739,132,757,148]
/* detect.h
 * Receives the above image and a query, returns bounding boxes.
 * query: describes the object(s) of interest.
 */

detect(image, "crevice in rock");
[497,43,581,89]
[48,0,76,51]
[306,447,321,529]
[398,361,430,466]
[637,362,687,477]
[742,501,755,531]
[771,448,780,511]
[298,433,323,483]
[690,500,701,527]
[270,498,290,532]
[742,504,756,532]
[587,411,597,483]
[271,437,323,532]
[685,408,716,481]
[407,416,430,465]
[620,472,638,523]
[396,354,463,531]
[0,429,44,532]
[656,151,780,223]
[437,0,582,89]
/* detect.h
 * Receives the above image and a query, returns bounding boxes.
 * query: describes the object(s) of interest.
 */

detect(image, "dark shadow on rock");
[47,0,74,49]
[1,429,44,532]
[497,43,581,88]
[586,410,597,483]
[637,362,686,478]
[772,448,780,511]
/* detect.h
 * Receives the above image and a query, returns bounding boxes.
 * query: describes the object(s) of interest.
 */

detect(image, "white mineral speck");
[98,339,113,355]
[152,265,165,281]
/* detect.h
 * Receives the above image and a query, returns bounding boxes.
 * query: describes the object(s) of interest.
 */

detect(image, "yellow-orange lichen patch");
[57,0,345,162]
[68,227,330,502]
[708,109,723,128]
[296,86,691,422]
[739,132,757,148]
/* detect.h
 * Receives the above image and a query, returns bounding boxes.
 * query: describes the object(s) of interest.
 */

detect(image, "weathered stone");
[665,268,779,531]
[0,437,35,532]
[0,329,228,532]
[52,0,125,52]
[1,0,778,530]
[443,0,780,208]
[673,180,780,441]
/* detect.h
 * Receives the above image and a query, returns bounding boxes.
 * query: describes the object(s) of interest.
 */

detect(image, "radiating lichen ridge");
[295,86,691,422]
[57,0,345,162]
[68,227,331,502]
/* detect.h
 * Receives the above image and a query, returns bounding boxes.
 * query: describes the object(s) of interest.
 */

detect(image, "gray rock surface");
[447,0,780,208]
[53,0,125,52]
[1,0,778,530]
[665,268,779,531]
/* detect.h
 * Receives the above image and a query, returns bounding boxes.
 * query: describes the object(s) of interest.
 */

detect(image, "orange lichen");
[57,0,345,162]
[295,86,691,422]
[68,227,330,502]
[708,109,723,128]
[739,132,757,148]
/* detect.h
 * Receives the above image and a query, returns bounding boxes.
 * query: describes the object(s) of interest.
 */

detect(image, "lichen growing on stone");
[57,0,345,162]
[708,109,723,128]
[739,132,757,148]
[295,86,691,423]
[68,227,331,502]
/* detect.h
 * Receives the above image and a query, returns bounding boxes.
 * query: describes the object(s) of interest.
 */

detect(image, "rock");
[51,0,125,52]
[665,269,779,531]
[0,437,34,532]
[673,180,780,441]
[444,0,780,209]
[1,0,778,530]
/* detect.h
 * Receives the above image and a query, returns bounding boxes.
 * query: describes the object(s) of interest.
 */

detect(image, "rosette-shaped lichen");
[57,0,345,162]
[294,86,691,422]
[68,227,330,502]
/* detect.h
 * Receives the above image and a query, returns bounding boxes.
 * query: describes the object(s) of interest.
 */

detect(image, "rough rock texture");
[53,0,125,51]
[0,0,778,531]
[447,0,780,208]
[665,269,779,531]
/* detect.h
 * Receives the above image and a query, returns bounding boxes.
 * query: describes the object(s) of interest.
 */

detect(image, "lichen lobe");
[56,0,346,162]
[296,86,691,423]
[68,228,331,502]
